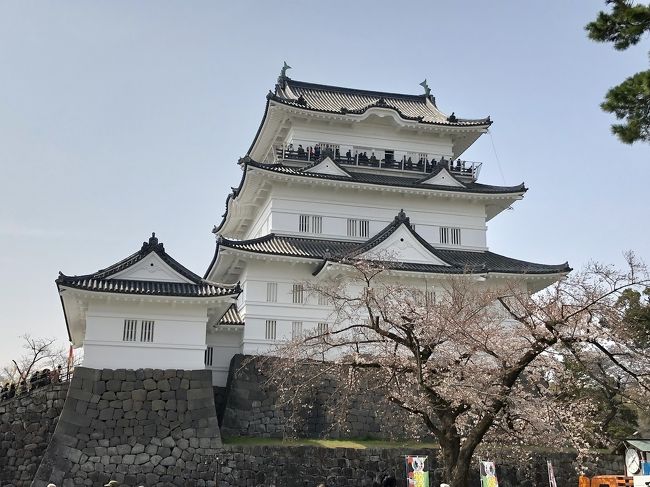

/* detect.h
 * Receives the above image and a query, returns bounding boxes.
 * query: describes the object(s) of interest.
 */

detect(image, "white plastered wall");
[285,118,455,158]
[245,182,488,250]
[82,300,209,370]
[205,327,243,386]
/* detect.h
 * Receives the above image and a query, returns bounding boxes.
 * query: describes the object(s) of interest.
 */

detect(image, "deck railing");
[275,146,481,179]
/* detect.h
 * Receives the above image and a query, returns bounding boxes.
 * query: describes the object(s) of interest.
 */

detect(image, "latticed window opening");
[265,320,277,340]
[292,284,304,304]
[317,322,329,335]
[299,215,310,233]
[347,219,369,238]
[204,346,214,366]
[266,282,278,302]
[440,226,461,246]
[312,216,322,234]
[299,215,323,234]
[292,321,303,339]
[140,320,155,342]
[123,319,137,341]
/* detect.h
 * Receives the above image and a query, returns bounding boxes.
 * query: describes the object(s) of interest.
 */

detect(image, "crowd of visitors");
[279,144,474,174]
[0,365,64,401]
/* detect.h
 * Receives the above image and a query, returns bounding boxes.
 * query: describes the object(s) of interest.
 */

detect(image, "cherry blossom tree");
[0,334,65,384]
[260,253,650,487]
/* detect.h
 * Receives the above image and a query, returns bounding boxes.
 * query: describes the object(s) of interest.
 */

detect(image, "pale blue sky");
[1,2,648,365]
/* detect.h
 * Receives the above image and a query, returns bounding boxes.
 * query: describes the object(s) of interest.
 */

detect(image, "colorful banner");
[405,455,429,487]
[480,461,499,487]
[547,460,557,487]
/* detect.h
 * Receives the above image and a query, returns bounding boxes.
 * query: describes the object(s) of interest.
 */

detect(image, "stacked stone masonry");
[209,445,623,487]
[0,382,69,487]
[31,367,223,487]
[221,355,433,440]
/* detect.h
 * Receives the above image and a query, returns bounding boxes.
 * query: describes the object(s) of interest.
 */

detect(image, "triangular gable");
[358,224,449,266]
[109,252,195,283]
[303,157,351,177]
[418,167,465,187]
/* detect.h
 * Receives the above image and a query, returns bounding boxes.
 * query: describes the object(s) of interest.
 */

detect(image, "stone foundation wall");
[0,383,69,487]
[32,367,222,487]
[220,355,432,440]
[207,445,624,487]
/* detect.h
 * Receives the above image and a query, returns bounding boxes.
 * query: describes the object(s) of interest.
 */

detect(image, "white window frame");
[299,215,323,234]
[123,319,137,342]
[317,322,329,335]
[299,215,310,233]
[439,226,461,246]
[451,227,461,246]
[140,320,155,342]
[266,282,278,303]
[292,283,304,304]
[265,320,277,340]
[204,346,214,366]
[346,219,370,238]
[311,215,322,234]
[291,321,303,339]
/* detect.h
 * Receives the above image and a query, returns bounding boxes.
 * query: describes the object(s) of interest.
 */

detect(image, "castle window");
[312,215,322,234]
[299,214,323,234]
[266,282,278,302]
[292,321,303,339]
[140,320,155,342]
[292,284,304,304]
[299,215,310,232]
[123,319,137,341]
[347,219,369,238]
[440,227,461,246]
[265,320,277,340]
[204,346,214,366]
[317,322,329,335]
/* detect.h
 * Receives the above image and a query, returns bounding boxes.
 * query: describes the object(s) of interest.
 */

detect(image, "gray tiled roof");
[58,234,240,298]
[219,305,244,326]
[272,79,491,127]
[247,160,527,194]
[56,277,236,297]
[214,212,570,276]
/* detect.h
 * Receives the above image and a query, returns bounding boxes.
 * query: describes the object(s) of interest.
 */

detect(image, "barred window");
[426,290,436,305]
[123,319,137,341]
[312,215,322,234]
[347,219,369,238]
[266,282,278,303]
[299,215,310,233]
[204,346,214,366]
[317,322,329,335]
[292,284,304,304]
[265,320,277,340]
[451,228,461,246]
[440,226,461,245]
[318,293,328,306]
[292,321,303,339]
[299,215,323,234]
[140,320,155,342]
[439,227,449,245]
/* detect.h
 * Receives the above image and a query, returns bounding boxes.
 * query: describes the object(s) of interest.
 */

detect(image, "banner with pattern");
[405,455,429,487]
[480,461,499,487]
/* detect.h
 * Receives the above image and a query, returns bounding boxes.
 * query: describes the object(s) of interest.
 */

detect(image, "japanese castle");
[56,67,570,385]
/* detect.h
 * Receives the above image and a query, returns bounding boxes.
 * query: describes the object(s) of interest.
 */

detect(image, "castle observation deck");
[275,145,482,182]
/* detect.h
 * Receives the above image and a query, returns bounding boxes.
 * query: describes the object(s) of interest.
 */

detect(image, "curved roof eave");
[247,160,527,196]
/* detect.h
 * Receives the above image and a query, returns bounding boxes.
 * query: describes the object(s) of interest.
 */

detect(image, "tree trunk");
[439,430,476,487]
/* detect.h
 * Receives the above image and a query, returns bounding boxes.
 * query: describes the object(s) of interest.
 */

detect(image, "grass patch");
[222,437,439,450]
